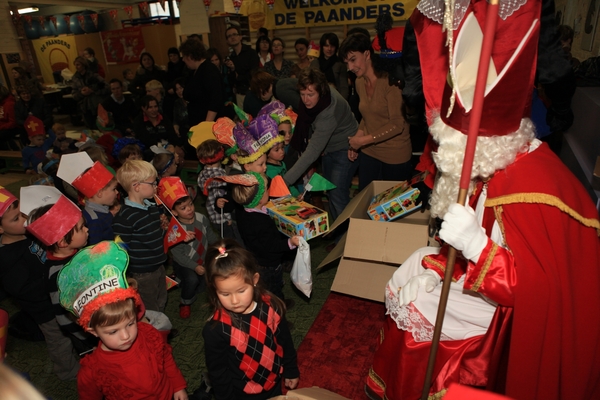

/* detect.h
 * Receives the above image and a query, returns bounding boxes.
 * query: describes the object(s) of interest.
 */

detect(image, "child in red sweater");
[56,241,188,400]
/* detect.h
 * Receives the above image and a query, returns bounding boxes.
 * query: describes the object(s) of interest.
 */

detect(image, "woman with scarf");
[282,68,358,221]
[309,33,349,99]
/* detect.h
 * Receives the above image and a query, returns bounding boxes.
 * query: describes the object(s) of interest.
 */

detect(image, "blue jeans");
[358,152,413,191]
[172,261,206,305]
[322,149,353,222]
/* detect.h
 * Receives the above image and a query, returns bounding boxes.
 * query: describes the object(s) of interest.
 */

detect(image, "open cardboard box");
[270,386,350,399]
[318,181,430,302]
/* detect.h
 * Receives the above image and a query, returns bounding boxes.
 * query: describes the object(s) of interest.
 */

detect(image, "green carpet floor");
[0,178,340,399]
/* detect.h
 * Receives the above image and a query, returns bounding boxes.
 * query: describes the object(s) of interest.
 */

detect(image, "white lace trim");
[417,0,528,28]
[385,284,452,342]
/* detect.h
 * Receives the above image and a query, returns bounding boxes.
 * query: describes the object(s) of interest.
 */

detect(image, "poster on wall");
[581,0,600,51]
[31,36,79,85]
[241,0,419,30]
[100,27,146,64]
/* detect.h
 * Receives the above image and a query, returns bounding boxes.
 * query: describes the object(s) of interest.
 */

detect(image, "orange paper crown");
[268,175,291,198]
[0,186,17,217]
[157,176,189,210]
[24,115,45,138]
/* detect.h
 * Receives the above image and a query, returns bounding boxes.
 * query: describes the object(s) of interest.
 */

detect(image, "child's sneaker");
[179,304,191,319]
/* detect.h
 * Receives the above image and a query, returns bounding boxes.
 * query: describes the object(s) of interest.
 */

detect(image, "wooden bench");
[0,151,23,173]
[179,159,201,186]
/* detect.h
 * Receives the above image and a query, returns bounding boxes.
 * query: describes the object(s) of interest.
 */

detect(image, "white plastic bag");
[290,237,312,297]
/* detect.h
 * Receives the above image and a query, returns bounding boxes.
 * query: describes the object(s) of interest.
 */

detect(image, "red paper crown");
[25,115,45,138]
[157,176,189,210]
[439,3,540,136]
[372,27,405,58]
[27,196,82,246]
[72,161,114,198]
[0,187,17,217]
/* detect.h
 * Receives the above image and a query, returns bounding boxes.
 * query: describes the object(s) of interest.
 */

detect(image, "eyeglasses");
[137,180,158,188]
[226,33,239,38]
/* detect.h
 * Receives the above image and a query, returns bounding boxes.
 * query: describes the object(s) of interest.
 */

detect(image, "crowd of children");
[0,99,306,399]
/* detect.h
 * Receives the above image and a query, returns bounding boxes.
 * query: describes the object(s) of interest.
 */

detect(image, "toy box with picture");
[266,197,329,240]
[367,172,426,222]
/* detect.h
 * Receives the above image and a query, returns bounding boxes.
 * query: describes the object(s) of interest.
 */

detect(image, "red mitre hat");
[24,115,45,138]
[439,3,540,137]
[21,186,82,247]
[157,176,188,210]
[372,27,405,58]
[0,186,17,218]
[57,153,114,199]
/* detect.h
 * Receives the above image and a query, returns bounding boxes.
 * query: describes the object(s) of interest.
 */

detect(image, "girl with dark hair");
[309,33,348,99]
[203,239,299,400]
[291,38,310,77]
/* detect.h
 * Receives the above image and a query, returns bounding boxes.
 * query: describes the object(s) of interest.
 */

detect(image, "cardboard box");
[270,386,350,400]
[318,181,430,302]
[367,180,421,221]
[266,197,330,241]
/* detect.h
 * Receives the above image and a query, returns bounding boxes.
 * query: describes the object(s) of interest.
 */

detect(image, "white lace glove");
[399,269,441,307]
[439,203,489,263]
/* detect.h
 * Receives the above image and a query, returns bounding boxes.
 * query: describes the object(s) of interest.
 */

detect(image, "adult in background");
[291,38,311,77]
[310,33,349,99]
[0,85,20,150]
[71,56,108,129]
[224,25,260,108]
[101,79,137,135]
[256,35,272,68]
[264,37,295,79]
[11,67,44,98]
[132,95,178,157]
[172,77,196,160]
[164,47,187,94]
[243,70,276,118]
[207,47,235,105]
[83,47,105,78]
[340,32,412,190]
[283,69,357,221]
[130,52,166,98]
[179,39,223,125]
[14,87,53,132]
[146,79,174,122]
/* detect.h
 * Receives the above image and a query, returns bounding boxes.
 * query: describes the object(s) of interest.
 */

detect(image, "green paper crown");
[57,241,130,317]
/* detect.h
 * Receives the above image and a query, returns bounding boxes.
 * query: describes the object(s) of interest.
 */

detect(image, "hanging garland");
[232,0,243,13]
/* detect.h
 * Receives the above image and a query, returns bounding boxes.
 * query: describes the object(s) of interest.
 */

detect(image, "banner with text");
[244,0,419,30]
[31,36,78,85]
[100,27,146,65]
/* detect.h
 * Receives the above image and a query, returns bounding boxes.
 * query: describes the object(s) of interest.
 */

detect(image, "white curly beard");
[429,117,536,219]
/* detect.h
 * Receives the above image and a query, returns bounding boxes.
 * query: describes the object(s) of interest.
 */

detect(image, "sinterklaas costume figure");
[365,1,600,399]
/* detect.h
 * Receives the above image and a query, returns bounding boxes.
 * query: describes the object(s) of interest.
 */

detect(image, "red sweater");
[78,322,187,400]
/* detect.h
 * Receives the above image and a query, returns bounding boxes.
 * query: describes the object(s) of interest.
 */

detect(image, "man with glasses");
[224,25,259,108]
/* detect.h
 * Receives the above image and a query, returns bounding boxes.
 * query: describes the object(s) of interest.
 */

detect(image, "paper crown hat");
[247,113,283,154]
[0,186,17,218]
[20,186,82,246]
[307,41,320,58]
[439,4,540,137]
[233,122,264,164]
[213,117,239,157]
[229,102,252,126]
[57,241,143,328]
[188,121,216,150]
[96,104,115,132]
[216,172,266,208]
[24,115,45,138]
[157,176,188,210]
[57,152,114,199]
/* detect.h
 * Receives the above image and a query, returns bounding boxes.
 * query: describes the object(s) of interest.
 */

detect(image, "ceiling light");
[18,7,39,14]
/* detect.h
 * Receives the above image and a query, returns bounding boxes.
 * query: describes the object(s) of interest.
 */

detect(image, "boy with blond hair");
[112,160,167,312]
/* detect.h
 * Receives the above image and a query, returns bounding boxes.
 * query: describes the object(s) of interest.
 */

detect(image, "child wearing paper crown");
[57,152,118,245]
[203,238,299,399]
[56,241,188,400]
[157,177,219,319]
[22,186,98,355]
[22,115,55,174]
[222,172,300,304]
[112,160,169,312]
[0,187,80,380]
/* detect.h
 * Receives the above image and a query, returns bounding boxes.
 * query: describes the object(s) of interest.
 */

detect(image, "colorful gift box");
[266,197,329,241]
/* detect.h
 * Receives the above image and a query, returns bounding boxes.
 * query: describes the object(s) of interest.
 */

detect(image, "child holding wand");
[202,238,299,400]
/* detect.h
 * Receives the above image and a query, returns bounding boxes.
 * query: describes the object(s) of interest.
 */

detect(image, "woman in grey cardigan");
[283,68,358,221]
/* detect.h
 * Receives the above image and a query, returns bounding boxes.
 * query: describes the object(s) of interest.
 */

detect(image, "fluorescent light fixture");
[18,7,39,14]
